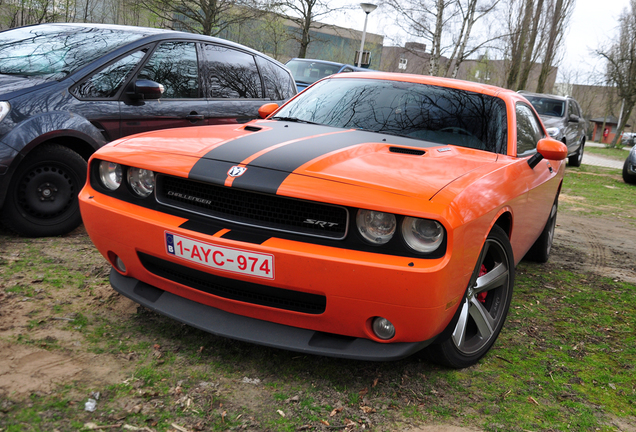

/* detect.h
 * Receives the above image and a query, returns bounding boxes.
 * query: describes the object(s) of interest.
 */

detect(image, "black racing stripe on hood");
[199,121,342,162]
[188,159,236,186]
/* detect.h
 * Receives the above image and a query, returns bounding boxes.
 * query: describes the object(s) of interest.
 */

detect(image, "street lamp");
[357,2,377,68]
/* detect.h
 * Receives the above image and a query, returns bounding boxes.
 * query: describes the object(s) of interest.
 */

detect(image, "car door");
[514,102,562,252]
[200,44,267,124]
[70,49,149,141]
[119,40,208,137]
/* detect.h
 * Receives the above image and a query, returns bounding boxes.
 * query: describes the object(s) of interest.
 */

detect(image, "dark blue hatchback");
[0,23,296,237]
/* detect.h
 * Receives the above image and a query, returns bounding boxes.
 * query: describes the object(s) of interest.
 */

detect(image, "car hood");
[111,120,499,201]
[0,74,55,98]
[539,115,565,129]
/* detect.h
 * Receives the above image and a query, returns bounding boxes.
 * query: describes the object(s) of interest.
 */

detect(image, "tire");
[568,140,584,167]
[623,158,636,184]
[425,225,514,369]
[524,198,558,263]
[1,144,87,237]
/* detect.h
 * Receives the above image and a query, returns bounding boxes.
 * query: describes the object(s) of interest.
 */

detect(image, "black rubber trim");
[138,252,326,314]
[110,269,432,361]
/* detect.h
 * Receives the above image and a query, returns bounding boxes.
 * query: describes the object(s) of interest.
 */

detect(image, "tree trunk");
[517,0,544,90]
[506,0,534,89]
[536,0,564,93]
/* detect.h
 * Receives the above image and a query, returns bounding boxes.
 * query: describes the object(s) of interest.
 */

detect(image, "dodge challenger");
[79,73,568,368]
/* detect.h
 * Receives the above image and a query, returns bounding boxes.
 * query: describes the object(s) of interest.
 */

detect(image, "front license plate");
[165,232,274,279]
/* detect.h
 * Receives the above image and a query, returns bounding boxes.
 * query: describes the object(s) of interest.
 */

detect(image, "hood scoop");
[389,146,426,156]
[244,125,263,132]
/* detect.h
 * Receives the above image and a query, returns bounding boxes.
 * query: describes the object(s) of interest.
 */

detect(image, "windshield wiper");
[272,116,322,125]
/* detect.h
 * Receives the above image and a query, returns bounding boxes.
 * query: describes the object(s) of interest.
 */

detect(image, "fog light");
[372,317,395,340]
[115,256,126,273]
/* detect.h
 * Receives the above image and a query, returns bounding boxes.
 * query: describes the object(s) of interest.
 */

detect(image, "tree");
[138,0,265,36]
[596,0,636,147]
[275,0,346,58]
[386,0,499,77]
[535,0,575,93]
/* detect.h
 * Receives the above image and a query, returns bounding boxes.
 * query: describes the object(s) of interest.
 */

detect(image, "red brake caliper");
[477,265,488,303]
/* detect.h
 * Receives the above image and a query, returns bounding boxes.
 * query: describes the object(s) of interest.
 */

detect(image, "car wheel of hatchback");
[426,225,514,368]
[2,144,86,237]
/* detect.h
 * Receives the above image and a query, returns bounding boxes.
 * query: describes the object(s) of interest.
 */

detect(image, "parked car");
[0,23,296,237]
[285,58,370,91]
[79,72,567,368]
[621,132,636,146]
[519,91,586,167]
[623,145,636,184]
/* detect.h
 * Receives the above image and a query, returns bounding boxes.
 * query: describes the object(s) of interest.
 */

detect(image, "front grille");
[139,253,326,314]
[156,175,348,239]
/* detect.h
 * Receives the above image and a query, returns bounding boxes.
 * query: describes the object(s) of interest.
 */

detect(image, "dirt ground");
[0,208,635,431]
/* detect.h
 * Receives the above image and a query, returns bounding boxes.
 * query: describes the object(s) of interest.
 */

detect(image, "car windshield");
[274,78,508,153]
[524,96,565,118]
[0,25,155,79]
[286,60,345,85]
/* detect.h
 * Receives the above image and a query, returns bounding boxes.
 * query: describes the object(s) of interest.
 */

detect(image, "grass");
[0,164,635,431]
[585,145,631,161]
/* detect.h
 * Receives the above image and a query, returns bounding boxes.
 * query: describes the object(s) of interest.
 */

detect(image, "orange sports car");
[79,72,567,368]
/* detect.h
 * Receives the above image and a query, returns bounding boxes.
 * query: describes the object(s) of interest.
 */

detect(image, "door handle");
[186,113,204,122]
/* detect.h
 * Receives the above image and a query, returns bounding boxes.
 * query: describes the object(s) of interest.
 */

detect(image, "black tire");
[1,144,87,237]
[524,198,558,263]
[623,158,636,184]
[568,140,584,167]
[425,225,514,369]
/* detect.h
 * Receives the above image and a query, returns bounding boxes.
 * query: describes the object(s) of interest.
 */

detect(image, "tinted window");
[275,78,508,153]
[255,56,295,101]
[524,96,565,118]
[137,42,200,99]
[0,25,152,79]
[286,60,343,85]
[516,103,544,155]
[73,50,146,98]
[203,45,262,99]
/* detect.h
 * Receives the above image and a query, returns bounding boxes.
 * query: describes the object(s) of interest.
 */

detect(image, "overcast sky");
[323,0,632,84]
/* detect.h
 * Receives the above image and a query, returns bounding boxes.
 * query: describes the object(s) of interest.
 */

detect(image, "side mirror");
[568,114,579,123]
[129,79,164,100]
[258,103,279,119]
[537,138,568,160]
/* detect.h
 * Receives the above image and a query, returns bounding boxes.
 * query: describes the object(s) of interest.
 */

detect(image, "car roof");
[518,90,570,101]
[5,23,285,66]
[286,58,367,71]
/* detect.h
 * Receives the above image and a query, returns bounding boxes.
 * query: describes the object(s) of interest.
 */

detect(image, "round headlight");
[127,167,155,198]
[98,161,123,190]
[545,127,560,138]
[356,210,396,245]
[402,218,444,253]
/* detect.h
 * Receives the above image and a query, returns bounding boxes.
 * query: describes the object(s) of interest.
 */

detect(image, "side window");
[137,42,199,99]
[568,100,575,117]
[516,103,544,156]
[255,56,295,101]
[202,45,263,99]
[73,50,146,99]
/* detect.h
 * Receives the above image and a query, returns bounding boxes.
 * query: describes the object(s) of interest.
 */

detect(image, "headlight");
[0,102,10,123]
[356,209,396,245]
[545,127,560,138]
[98,161,123,190]
[402,218,444,253]
[127,167,155,198]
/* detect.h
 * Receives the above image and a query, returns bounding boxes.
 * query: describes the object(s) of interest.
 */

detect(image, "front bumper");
[80,186,471,354]
[111,270,432,361]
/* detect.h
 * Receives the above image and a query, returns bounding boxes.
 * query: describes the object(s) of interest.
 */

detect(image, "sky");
[323,0,632,84]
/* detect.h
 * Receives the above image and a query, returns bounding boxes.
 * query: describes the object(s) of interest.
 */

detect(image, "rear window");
[0,25,153,79]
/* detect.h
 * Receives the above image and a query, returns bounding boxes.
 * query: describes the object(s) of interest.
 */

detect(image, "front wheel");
[623,158,636,184]
[568,141,584,167]
[425,225,515,368]
[1,144,87,237]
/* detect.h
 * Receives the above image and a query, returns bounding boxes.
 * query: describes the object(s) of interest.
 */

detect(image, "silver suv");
[520,92,587,167]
